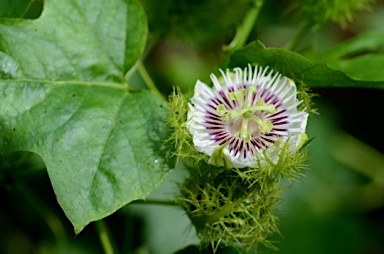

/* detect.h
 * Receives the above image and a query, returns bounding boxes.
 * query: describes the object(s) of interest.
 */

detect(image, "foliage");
[169,84,308,251]
[1,0,384,253]
[295,0,373,26]
[167,88,207,162]
[0,0,33,18]
[0,0,172,234]
[228,40,384,90]
[178,147,307,251]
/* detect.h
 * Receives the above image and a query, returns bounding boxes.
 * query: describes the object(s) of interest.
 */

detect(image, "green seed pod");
[178,165,281,251]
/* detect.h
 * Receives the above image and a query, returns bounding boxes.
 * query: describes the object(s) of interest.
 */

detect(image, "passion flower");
[187,65,308,168]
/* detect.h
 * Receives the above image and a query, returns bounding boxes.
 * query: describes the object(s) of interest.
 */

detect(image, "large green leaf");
[0,0,33,18]
[228,40,384,89]
[0,0,172,233]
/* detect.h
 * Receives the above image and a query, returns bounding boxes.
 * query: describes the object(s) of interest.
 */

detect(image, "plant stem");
[130,199,180,206]
[331,132,384,187]
[223,0,265,52]
[137,60,165,100]
[96,220,116,254]
[331,132,384,209]
[284,21,317,51]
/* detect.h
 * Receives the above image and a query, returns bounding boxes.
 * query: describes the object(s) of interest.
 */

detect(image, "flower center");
[216,87,277,142]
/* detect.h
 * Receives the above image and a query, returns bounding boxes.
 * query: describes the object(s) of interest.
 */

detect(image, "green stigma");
[216,87,277,141]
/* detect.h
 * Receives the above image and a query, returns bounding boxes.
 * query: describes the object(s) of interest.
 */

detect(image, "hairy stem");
[223,0,265,52]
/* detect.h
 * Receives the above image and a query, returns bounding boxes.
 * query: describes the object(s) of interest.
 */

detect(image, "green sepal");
[298,135,316,151]
[208,145,235,169]
[297,133,309,150]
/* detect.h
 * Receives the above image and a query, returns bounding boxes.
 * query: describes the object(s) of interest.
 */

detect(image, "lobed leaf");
[0,0,171,233]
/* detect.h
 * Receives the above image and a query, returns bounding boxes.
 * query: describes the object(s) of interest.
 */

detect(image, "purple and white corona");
[187,65,308,168]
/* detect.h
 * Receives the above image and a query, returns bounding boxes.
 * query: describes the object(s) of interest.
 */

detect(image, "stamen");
[259,120,273,134]
[228,88,246,107]
[217,104,248,120]
[234,118,251,142]
[249,98,277,114]
[216,104,228,120]
[217,88,277,141]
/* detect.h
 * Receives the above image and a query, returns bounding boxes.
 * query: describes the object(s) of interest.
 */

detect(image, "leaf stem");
[95,220,116,254]
[130,199,180,206]
[223,0,265,52]
[137,60,165,100]
[284,21,318,51]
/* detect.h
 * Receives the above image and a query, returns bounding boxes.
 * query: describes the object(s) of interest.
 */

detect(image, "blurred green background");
[1,0,384,253]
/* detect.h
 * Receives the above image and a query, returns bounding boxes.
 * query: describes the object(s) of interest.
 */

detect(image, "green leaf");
[0,0,33,18]
[328,54,384,81]
[0,0,146,82]
[307,32,384,61]
[0,0,172,234]
[0,82,171,233]
[306,33,384,81]
[228,40,384,89]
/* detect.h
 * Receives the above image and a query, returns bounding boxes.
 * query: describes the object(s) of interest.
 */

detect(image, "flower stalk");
[223,0,265,52]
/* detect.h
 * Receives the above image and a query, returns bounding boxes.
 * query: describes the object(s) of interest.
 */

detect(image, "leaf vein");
[86,91,128,212]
